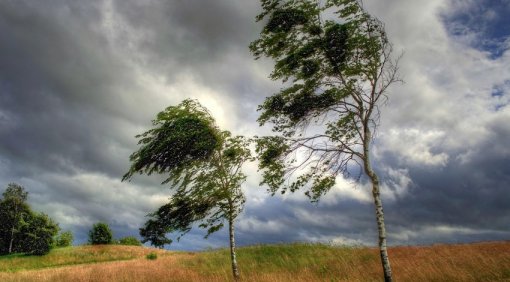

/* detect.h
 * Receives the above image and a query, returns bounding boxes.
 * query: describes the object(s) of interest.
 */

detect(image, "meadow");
[0,241,509,281]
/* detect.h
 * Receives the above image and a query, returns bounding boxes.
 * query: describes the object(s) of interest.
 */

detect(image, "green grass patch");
[180,242,373,278]
[0,245,157,272]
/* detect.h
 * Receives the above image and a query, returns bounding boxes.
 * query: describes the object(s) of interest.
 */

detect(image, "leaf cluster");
[122,99,220,183]
[250,0,387,132]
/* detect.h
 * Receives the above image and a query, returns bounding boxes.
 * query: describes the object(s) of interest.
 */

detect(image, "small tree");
[250,0,400,281]
[0,184,59,256]
[55,230,74,247]
[88,222,113,245]
[123,99,252,282]
[0,183,29,254]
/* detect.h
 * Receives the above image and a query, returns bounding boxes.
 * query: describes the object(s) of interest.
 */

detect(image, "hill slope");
[0,242,509,281]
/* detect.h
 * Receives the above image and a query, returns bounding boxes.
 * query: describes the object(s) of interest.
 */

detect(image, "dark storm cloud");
[375,112,510,244]
[0,0,509,249]
[112,0,260,70]
[0,0,175,242]
[0,0,143,178]
[111,0,271,126]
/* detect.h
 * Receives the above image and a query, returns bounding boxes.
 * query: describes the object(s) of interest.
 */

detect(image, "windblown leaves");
[122,99,220,182]
[251,0,395,201]
[123,100,252,248]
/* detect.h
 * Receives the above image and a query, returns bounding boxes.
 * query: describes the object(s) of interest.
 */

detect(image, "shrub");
[117,236,142,246]
[19,212,60,256]
[88,222,113,245]
[146,252,158,260]
[55,231,74,247]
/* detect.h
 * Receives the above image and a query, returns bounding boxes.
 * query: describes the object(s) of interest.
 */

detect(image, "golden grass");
[0,241,509,281]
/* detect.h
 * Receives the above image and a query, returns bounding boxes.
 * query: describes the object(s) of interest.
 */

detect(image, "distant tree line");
[88,221,142,246]
[0,183,141,257]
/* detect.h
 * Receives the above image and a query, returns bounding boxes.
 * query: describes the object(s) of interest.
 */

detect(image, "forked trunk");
[364,129,393,282]
[228,212,240,281]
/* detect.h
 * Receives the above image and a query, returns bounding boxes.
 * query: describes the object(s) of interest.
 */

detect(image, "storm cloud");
[0,0,508,249]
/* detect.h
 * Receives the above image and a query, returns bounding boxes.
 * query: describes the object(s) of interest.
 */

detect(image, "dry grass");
[0,241,509,281]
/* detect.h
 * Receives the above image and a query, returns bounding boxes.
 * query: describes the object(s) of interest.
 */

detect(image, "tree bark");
[363,128,393,282]
[8,228,14,254]
[228,214,240,282]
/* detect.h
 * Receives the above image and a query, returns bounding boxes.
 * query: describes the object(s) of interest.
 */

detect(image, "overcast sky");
[1,0,509,250]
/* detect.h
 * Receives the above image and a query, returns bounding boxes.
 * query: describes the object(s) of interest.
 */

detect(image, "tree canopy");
[250,0,399,200]
[88,222,113,245]
[0,183,59,256]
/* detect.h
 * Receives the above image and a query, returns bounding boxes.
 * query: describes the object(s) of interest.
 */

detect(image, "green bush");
[117,236,142,246]
[55,231,74,247]
[146,252,158,260]
[19,212,60,256]
[88,222,113,245]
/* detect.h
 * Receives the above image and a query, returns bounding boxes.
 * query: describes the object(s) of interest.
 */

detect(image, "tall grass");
[0,241,509,281]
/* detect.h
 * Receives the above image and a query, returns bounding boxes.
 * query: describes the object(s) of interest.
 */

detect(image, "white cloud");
[376,128,449,167]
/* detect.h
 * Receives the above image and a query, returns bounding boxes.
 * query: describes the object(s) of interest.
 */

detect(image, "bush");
[88,222,113,245]
[146,252,157,260]
[117,236,142,246]
[19,212,60,256]
[55,231,74,247]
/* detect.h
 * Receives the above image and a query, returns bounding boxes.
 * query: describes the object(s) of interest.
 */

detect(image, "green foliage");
[18,212,59,256]
[117,236,142,246]
[124,100,252,249]
[88,222,113,245]
[123,99,220,184]
[54,231,74,248]
[250,0,399,201]
[146,252,158,260]
[138,219,172,248]
[0,184,59,256]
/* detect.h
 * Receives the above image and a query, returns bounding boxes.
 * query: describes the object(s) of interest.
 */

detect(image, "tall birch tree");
[0,183,29,254]
[250,0,401,281]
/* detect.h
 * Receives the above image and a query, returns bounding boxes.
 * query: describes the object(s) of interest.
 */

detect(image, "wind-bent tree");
[123,99,251,282]
[250,0,400,281]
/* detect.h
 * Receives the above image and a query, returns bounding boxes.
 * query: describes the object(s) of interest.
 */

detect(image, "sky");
[0,0,509,250]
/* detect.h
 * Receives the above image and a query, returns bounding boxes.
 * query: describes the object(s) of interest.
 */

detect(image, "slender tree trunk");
[363,129,393,282]
[8,204,18,254]
[228,213,240,282]
[8,228,14,254]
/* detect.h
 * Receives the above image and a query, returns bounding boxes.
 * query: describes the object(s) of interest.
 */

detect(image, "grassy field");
[0,241,509,281]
